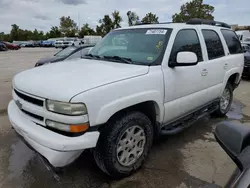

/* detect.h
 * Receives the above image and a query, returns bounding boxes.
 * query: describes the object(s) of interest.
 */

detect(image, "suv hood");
[13,59,149,102]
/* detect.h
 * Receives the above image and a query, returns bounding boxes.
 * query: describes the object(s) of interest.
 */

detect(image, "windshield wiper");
[103,56,133,64]
[83,54,101,59]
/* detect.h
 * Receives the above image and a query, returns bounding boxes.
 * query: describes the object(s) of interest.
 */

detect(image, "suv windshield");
[54,46,77,57]
[89,28,171,65]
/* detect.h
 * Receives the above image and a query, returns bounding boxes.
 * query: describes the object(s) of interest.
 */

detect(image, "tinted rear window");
[202,30,225,60]
[221,30,243,54]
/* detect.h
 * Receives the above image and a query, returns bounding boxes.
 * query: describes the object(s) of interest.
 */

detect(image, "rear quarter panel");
[218,29,244,95]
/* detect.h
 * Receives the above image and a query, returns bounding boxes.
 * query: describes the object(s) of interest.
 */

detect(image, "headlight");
[46,120,89,133]
[46,100,87,115]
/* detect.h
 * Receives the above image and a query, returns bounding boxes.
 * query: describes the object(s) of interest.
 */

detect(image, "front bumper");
[8,100,100,167]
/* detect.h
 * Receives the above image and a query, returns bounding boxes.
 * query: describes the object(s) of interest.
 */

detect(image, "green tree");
[0,32,10,41]
[98,15,113,35]
[95,25,104,36]
[127,11,139,26]
[59,16,78,37]
[9,24,20,41]
[0,32,5,41]
[172,0,214,23]
[112,10,123,28]
[141,12,159,24]
[97,11,123,36]
[46,26,62,38]
[32,29,40,40]
[38,31,46,40]
[79,23,95,38]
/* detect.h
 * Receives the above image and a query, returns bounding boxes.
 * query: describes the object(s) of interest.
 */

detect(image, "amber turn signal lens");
[70,123,89,133]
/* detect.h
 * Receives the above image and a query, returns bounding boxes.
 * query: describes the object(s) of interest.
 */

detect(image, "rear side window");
[170,29,203,63]
[202,30,225,60]
[221,30,243,54]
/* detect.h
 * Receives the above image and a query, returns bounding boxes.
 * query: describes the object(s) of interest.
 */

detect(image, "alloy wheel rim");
[116,125,146,166]
[220,88,231,111]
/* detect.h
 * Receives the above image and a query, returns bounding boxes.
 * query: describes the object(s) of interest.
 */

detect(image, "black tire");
[213,83,233,117]
[93,111,154,179]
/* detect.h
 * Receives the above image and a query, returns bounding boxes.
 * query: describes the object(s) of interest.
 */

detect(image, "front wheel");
[93,111,154,178]
[213,83,233,117]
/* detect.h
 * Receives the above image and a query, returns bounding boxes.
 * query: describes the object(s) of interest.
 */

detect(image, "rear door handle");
[224,63,228,70]
[201,69,208,76]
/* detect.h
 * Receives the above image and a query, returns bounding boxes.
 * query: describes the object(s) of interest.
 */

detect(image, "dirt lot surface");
[0,48,250,188]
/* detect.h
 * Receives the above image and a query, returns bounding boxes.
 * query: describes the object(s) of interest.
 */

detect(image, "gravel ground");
[0,48,250,188]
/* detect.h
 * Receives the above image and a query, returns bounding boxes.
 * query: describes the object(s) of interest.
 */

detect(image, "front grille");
[14,89,43,107]
[22,109,44,121]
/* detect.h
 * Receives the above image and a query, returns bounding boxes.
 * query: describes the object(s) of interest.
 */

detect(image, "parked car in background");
[13,41,23,46]
[83,35,102,45]
[242,38,250,46]
[0,42,8,51]
[62,38,82,48]
[35,44,94,67]
[33,41,41,47]
[1,41,20,50]
[41,39,55,47]
[24,41,35,47]
[55,39,64,48]
[236,30,250,44]
[242,43,250,77]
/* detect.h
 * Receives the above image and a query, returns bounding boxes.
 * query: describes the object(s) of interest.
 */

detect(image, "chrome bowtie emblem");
[15,100,22,110]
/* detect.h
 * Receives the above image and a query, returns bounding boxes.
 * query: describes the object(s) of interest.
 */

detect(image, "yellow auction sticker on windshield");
[147,57,153,61]
[146,29,167,35]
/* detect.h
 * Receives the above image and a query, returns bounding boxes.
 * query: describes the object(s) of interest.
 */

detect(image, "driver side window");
[169,29,203,63]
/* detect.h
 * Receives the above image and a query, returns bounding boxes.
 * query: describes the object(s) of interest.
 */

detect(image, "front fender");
[95,91,164,125]
[70,67,165,127]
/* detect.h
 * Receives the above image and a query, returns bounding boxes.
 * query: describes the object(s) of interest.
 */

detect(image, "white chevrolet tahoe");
[8,19,244,178]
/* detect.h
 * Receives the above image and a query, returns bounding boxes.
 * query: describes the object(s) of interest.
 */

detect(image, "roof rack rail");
[135,21,173,25]
[186,18,231,29]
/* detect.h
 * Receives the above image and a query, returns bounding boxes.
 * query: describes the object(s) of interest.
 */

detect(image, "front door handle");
[201,69,208,76]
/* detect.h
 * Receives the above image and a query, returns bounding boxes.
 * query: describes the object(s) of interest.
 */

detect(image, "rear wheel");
[213,83,233,117]
[93,111,153,178]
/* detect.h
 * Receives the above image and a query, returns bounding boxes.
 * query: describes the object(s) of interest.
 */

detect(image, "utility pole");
[78,12,80,37]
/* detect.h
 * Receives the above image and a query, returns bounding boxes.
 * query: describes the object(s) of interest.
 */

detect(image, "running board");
[160,101,219,135]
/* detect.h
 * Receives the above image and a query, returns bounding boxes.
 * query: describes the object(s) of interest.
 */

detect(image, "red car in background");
[2,41,20,50]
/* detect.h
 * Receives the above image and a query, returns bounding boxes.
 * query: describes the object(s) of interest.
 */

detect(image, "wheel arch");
[227,73,241,89]
[101,101,162,137]
[223,68,241,93]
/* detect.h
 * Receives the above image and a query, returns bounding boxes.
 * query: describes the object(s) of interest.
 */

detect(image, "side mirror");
[169,51,198,67]
[214,122,250,171]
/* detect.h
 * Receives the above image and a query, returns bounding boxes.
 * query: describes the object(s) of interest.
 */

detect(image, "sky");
[0,0,249,33]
